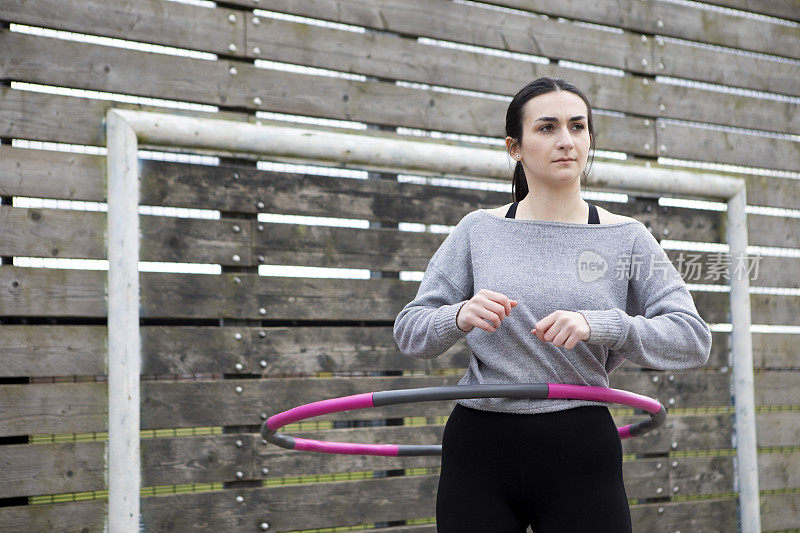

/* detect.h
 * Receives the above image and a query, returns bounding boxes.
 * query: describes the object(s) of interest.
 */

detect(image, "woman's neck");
[516,192,587,223]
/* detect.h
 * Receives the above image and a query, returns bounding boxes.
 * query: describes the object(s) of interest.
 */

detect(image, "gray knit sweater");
[393,208,712,414]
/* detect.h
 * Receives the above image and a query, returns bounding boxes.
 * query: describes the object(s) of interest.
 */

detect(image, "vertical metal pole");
[727,186,760,533]
[106,109,142,532]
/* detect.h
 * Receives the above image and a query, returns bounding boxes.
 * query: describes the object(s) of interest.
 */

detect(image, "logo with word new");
[578,250,607,282]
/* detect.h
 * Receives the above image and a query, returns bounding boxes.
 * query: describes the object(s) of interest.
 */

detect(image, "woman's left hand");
[531,310,590,350]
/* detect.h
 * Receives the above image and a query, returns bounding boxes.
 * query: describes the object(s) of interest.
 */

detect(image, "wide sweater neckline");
[477,208,639,228]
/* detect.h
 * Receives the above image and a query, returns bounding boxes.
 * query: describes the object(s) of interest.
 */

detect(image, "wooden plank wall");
[0,0,798,531]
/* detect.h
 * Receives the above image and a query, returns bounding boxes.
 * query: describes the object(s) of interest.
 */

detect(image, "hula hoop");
[260,383,667,456]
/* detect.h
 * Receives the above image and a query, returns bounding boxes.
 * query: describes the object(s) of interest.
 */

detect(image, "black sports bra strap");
[506,201,599,224]
[588,203,600,224]
[505,201,518,218]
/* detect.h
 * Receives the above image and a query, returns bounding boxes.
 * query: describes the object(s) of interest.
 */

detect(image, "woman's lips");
[553,159,574,163]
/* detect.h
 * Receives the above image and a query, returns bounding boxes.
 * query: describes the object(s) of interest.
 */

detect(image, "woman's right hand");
[456,289,518,333]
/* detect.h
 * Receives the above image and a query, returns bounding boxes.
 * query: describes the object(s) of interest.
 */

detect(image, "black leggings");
[436,403,632,532]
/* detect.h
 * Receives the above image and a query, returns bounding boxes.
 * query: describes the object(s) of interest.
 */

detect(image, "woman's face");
[507,90,591,188]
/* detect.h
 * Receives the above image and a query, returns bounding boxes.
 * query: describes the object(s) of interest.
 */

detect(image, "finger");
[482,298,510,321]
[544,323,561,343]
[551,329,570,347]
[476,306,501,331]
[480,291,515,318]
[564,333,581,350]
[534,313,556,334]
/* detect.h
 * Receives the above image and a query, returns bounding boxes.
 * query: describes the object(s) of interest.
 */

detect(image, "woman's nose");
[556,129,574,148]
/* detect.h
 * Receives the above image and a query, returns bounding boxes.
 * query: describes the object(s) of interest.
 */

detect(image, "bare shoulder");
[596,205,636,225]
[483,203,511,217]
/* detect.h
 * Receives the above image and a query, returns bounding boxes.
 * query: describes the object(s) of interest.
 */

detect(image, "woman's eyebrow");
[535,115,587,122]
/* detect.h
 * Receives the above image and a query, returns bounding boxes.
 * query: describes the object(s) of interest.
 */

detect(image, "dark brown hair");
[505,77,596,202]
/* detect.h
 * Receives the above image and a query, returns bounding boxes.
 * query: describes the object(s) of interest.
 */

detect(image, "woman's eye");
[540,124,585,131]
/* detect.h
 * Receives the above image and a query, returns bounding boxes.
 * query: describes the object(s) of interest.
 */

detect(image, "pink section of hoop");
[547,384,662,414]
[266,392,375,431]
[617,424,634,439]
[294,437,400,456]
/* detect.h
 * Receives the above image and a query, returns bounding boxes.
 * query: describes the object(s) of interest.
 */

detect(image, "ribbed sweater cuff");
[576,309,624,347]
[434,301,469,344]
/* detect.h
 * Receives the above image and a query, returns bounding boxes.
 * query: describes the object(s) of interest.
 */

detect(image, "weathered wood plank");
[0,267,753,325]
[0,30,243,110]
[0,0,246,57]
[703,1,800,23]
[624,458,671,499]
[141,434,255,487]
[664,249,799,289]
[0,441,106,498]
[0,382,106,436]
[659,119,800,174]
[630,497,739,532]
[0,435,255,497]
[668,452,800,498]
[669,455,734,496]
[141,326,253,376]
[144,376,460,431]
[761,491,800,531]
[755,371,800,405]
[141,474,439,531]
[0,87,251,148]
[0,206,253,265]
[486,0,800,60]
[0,325,469,377]
[756,411,800,447]
[654,36,800,96]
[0,501,105,533]
[0,325,108,376]
[752,332,800,369]
[0,146,106,201]
[758,451,800,491]
[657,372,731,409]
[618,412,733,454]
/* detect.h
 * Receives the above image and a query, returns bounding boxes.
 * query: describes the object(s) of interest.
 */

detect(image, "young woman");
[393,77,712,532]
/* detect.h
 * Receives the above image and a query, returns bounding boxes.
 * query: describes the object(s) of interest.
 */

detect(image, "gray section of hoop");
[260,384,550,455]
[371,384,550,406]
[377,384,552,455]
[627,405,667,438]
